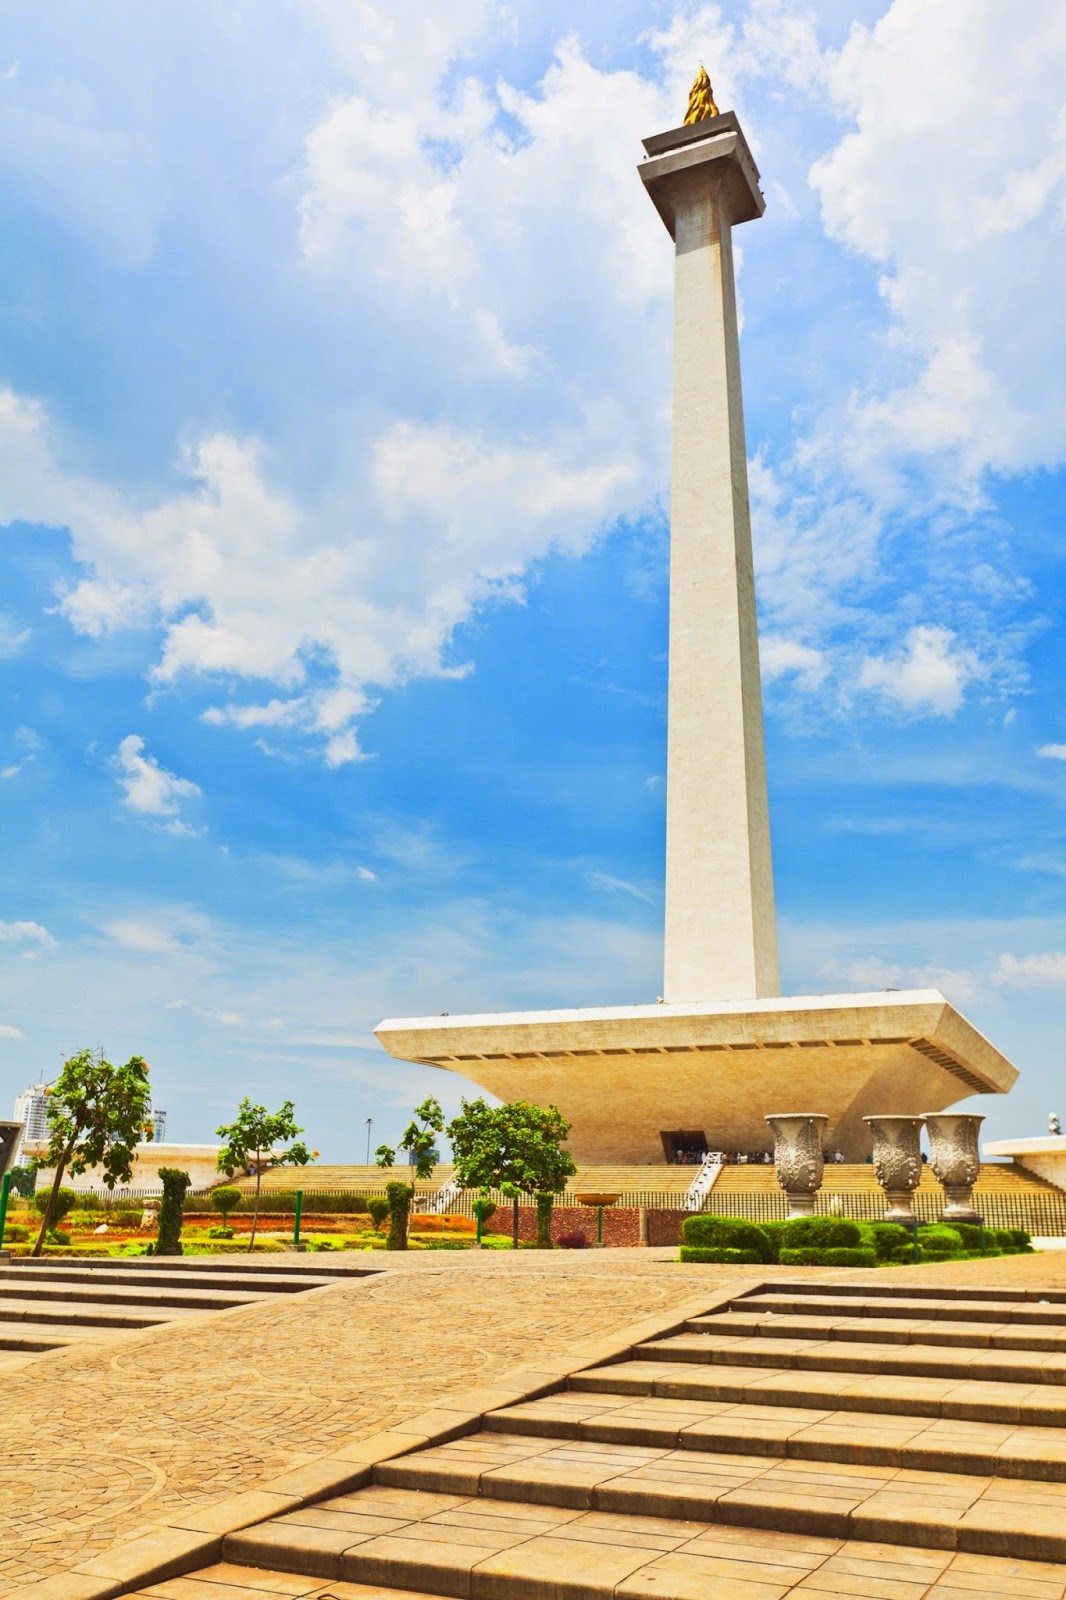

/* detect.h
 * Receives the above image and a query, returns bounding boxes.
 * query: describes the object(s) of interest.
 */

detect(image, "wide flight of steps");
[170,1279,1066,1600]
[0,1257,358,1367]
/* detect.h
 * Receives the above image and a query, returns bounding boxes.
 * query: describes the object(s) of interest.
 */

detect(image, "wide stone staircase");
[0,1256,357,1367]
[147,1278,1066,1600]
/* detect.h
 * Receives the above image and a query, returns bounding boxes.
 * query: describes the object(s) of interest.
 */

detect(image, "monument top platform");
[639,110,765,233]
[376,991,1018,1165]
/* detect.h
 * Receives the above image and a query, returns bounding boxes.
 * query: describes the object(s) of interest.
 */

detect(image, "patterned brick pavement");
[4,1246,1066,1595]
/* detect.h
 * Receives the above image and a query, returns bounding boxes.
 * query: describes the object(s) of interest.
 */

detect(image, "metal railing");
[8,1185,1065,1235]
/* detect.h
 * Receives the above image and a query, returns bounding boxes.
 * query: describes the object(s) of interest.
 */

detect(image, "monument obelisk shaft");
[641,113,780,1003]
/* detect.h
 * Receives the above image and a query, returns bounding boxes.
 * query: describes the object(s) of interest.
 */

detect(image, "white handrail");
[682,1151,725,1212]
[427,1177,461,1215]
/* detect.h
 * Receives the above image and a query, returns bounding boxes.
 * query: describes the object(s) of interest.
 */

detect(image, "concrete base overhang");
[375,990,1018,1165]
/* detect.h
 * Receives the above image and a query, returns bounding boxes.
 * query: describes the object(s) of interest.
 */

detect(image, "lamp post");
[365,1118,373,1165]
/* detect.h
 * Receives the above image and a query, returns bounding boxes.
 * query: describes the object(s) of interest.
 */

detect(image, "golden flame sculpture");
[684,64,719,124]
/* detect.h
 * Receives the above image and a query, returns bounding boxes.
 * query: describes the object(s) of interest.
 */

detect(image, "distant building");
[151,1109,167,1143]
[11,1082,50,1164]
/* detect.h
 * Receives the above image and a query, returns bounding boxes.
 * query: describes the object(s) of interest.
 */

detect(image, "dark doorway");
[661,1129,707,1165]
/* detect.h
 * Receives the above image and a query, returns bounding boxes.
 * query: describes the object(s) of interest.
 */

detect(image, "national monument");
[376,72,1018,1165]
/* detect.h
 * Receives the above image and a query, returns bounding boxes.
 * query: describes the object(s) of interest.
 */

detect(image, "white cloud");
[1037,744,1066,761]
[858,626,978,717]
[113,734,201,821]
[0,613,30,659]
[812,0,1066,483]
[0,1,1059,762]
[816,952,979,1003]
[760,636,827,690]
[101,910,210,956]
[586,871,660,906]
[1,726,42,781]
[0,919,55,950]
[993,952,1066,988]
[0,1023,24,1040]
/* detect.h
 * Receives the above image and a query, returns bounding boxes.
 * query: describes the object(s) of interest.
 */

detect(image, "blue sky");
[2,0,1066,1158]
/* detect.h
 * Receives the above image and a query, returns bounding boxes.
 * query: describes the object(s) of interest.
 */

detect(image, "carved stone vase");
[765,1114,828,1219]
[863,1115,925,1222]
[923,1113,983,1222]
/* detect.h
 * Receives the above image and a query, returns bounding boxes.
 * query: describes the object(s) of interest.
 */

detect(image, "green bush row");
[680,1212,1033,1267]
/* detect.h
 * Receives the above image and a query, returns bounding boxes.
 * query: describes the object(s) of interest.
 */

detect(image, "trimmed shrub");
[916,1224,965,1257]
[157,1168,192,1256]
[367,1196,390,1231]
[780,1216,861,1250]
[264,1190,379,1214]
[3,1225,29,1242]
[681,1215,775,1263]
[779,1247,878,1268]
[680,1245,769,1264]
[386,1181,412,1251]
[862,1222,911,1261]
[211,1186,243,1220]
[78,1192,102,1212]
[34,1188,78,1225]
[556,1230,590,1249]
[208,1226,234,1239]
[47,1228,72,1246]
[760,1220,786,1262]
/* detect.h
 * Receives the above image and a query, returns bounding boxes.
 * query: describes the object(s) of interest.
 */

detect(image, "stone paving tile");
[0,1251,745,1594]
[15,1249,1066,1596]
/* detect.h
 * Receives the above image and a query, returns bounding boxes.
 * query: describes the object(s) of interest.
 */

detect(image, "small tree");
[447,1098,576,1248]
[385,1180,413,1250]
[33,1186,78,1235]
[375,1097,444,1249]
[215,1099,313,1252]
[367,1195,390,1232]
[31,1049,153,1257]
[157,1168,191,1255]
[210,1185,242,1223]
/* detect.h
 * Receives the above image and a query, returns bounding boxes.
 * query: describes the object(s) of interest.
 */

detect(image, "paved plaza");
[6,1248,1066,1595]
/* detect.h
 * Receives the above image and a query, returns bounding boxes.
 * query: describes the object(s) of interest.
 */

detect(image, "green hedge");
[678,1212,1032,1268]
[779,1246,878,1268]
[780,1216,862,1250]
[680,1246,769,1264]
[680,1215,775,1262]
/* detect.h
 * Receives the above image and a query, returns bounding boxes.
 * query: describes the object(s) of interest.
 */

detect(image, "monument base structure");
[376,990,1017,1166]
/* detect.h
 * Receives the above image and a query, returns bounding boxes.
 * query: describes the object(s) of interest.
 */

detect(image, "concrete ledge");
[29,1277,754,1599]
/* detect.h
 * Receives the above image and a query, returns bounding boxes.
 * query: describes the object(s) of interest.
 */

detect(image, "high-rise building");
[11,1082,50,1164]
[152,1109,167,1143]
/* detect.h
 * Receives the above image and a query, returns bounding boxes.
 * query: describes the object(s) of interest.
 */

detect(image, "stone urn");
[863,1115,925,1222]
[923,1113,983,1222]
[765,1115,828,1219]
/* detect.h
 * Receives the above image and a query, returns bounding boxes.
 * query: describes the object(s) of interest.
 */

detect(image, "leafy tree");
[375,1097,444,1247]
[9,1166,36,1199]
[367,1195,390,1231]
[31,1049,153,1257]
[157,1168,192,1255]
[210,1185,242,1222]
[216,1099,313,1251]
[447,1098,576,1248]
